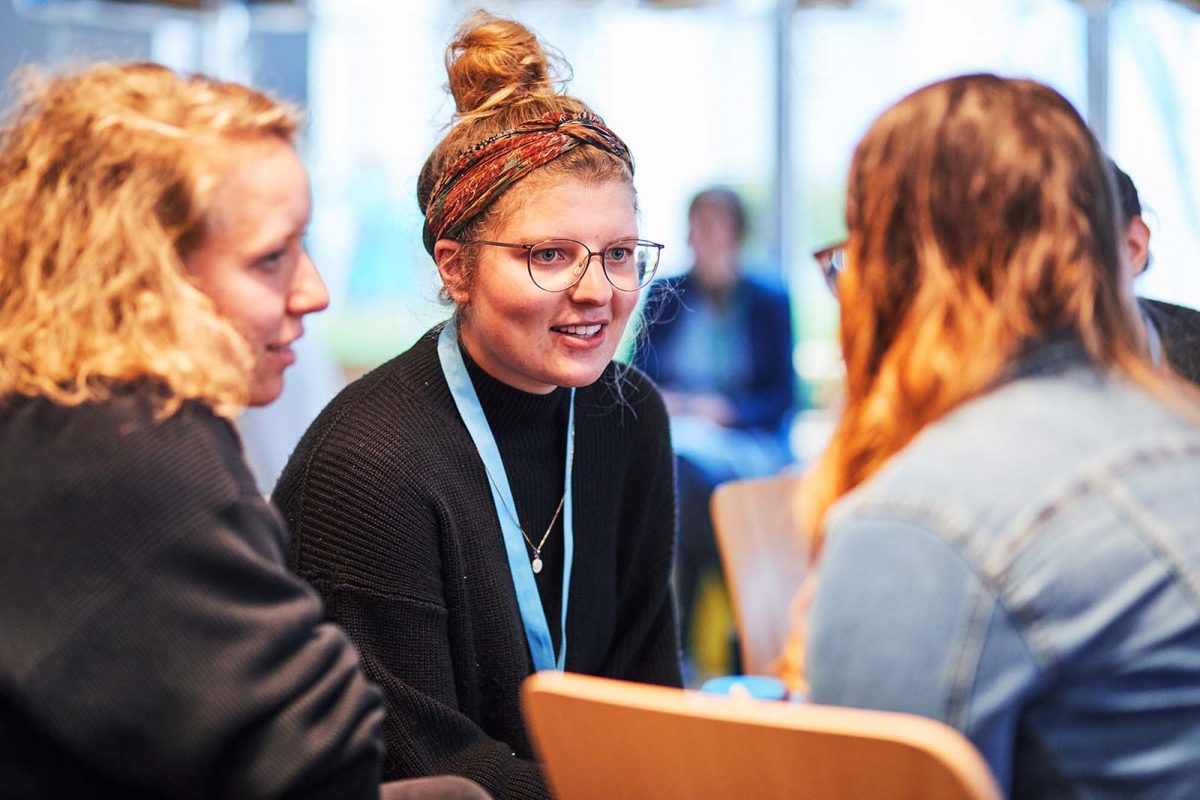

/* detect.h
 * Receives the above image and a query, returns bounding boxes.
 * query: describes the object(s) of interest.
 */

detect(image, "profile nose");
[290,251,330,316]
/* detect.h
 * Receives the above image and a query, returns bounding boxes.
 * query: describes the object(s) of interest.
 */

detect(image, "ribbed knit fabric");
[274,326,683,800]
[0,389,388,799]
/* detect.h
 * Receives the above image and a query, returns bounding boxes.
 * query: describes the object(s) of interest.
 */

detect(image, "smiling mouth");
[266,332,302,352]
[552,323,603,338]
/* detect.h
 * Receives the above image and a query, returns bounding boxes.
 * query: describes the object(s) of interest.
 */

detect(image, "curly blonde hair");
[0,61,300,417]
[803,74,1174,549]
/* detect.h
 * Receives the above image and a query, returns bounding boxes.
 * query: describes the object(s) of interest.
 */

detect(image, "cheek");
[611,291,638,329]
[476,281,555,330]
[215,283,285,345]
[199,281,249,332]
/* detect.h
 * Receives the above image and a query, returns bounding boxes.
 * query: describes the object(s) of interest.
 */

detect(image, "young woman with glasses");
[273,13,681,798]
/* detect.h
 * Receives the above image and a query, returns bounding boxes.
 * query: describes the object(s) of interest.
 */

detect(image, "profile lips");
[266,334,302,351]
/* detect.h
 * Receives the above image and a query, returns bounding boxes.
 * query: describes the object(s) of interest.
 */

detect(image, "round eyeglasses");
[812,240,847,297]
[465,237,664,293]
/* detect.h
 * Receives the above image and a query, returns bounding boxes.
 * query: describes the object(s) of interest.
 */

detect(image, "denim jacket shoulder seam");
[993,437,1200,577]
[830,498,1056,674]
[1095,469,1200,607]
[983,437,1200,670]
[944,583,995,729]
[829,496,981,554]
[837,435,1200,673]
[828,499,1052,717]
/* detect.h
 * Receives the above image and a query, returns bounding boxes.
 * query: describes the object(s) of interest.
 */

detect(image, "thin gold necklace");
[525,493,565,574]
[485,468,565,575]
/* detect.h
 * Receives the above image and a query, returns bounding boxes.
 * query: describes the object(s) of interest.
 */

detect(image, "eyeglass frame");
[463,237,665,293]
[812,240,847,296]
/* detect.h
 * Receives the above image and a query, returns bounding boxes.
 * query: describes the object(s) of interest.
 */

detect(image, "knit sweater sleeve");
[600,368,684,687]
[274,378,549,800]
[1,397,386,799]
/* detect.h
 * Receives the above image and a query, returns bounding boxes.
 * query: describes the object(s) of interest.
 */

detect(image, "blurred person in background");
[0,62,485,800]
[637,186,794,676]
[1111,159,1200,384]
[802,73,1200,797]
[274,13,681,799]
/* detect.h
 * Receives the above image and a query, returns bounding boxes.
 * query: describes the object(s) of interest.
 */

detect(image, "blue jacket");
[808,340,1200,798]
[635,272,794,434]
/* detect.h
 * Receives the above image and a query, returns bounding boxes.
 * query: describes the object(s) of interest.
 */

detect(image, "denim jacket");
[807,341,1200,799]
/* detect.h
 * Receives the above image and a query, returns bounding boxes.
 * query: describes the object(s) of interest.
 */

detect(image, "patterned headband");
[422,110,634,254]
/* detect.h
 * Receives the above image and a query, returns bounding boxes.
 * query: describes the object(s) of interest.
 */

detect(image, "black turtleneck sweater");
[273,326,682,800]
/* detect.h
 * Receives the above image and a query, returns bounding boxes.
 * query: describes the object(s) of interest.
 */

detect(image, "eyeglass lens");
[528,239,660,292]
[813,244,846,295]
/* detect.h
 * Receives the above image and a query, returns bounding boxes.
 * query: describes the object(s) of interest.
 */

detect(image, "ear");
[434,239,470,304]
[1126,216,1151,277]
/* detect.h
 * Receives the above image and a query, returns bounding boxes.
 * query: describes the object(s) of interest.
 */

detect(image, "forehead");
[204,137,309,238]
[494,177,636,241]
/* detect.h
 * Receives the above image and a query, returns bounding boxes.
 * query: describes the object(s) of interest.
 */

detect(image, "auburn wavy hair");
[0,62,299,417]
[802,74,1169,547]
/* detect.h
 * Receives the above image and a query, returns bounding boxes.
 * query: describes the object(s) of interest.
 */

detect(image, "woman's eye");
[256,245,295,273]
[532,247,563,264]
[607,247,630,263]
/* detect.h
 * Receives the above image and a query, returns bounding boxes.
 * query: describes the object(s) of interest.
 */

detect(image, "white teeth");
[556,324,601,337]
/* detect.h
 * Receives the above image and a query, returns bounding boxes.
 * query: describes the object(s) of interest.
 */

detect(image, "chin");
[248,377,285,407]
[247,392,282,408]
[554,362,609,389]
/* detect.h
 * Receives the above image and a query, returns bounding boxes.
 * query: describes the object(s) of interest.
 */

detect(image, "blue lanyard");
[437,319,574,672]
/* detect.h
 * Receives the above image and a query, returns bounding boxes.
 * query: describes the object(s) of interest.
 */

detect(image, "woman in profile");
[0,63,484,800]
[275,13,681,798]
[802,74,1200,797]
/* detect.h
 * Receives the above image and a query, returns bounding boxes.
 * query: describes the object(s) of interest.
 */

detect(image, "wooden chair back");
[522,671,1002,800]
[710,474,809,674]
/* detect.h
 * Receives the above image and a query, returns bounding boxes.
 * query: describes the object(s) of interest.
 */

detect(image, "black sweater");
[0,390,387,799]
[1140,297,1200,386]
[274,326,682,799]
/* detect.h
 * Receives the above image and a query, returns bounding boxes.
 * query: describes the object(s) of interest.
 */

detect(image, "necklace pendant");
[531,556,543,574]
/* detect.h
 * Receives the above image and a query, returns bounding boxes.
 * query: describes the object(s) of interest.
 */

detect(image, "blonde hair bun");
[446,12,563,121]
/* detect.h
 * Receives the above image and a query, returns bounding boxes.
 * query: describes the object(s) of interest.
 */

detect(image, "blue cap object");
[700,674,790,701]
